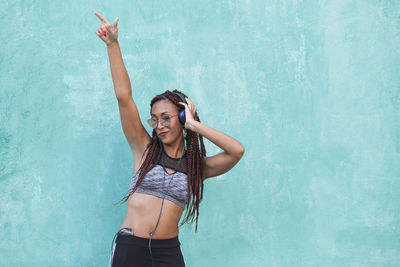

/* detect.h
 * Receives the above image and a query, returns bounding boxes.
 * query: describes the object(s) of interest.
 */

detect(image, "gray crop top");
[129,148,189,209]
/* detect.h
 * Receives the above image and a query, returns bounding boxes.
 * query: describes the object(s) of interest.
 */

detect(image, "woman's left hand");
[178,97,197,130]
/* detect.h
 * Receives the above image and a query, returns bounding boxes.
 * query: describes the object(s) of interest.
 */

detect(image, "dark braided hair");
[113,89,207,233]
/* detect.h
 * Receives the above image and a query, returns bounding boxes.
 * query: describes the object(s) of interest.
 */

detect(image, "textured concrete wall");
[1,1,399,266]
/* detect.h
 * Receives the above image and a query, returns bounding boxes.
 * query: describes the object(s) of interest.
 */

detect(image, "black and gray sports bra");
[128,148,189,209]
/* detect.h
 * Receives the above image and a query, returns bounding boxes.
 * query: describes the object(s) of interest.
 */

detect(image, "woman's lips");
[159,132,168,137]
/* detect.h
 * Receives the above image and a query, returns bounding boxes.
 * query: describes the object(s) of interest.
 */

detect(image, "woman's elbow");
[235,146,245,160]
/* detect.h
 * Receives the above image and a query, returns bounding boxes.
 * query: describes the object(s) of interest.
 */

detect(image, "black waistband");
[115,229,181,248]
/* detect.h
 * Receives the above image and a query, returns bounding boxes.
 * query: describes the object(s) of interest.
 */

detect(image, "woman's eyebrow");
[151,112,170,116]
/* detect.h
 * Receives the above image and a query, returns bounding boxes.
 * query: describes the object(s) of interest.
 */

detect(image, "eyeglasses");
[147,114,179,129]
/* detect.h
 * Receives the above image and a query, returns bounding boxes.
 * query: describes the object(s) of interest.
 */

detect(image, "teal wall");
[1,1,400,266]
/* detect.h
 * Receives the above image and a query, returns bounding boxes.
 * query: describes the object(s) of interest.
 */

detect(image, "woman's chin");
[160,136,180,145]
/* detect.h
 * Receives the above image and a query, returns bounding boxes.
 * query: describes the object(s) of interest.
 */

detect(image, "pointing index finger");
[94,11,109,24]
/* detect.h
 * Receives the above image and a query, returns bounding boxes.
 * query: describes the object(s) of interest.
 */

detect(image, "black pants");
[110,228,186,267]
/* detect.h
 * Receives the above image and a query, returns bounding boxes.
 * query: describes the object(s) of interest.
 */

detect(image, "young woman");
[94,11,245,267]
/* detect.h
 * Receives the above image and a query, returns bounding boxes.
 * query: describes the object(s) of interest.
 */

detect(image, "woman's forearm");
[107,41,132,100]
[187,121,245,158]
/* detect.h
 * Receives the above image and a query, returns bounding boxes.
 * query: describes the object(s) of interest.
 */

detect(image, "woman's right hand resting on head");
[94,11,119,46]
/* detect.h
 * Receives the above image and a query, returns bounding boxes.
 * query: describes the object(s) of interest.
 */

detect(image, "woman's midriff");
[119,192,184,239]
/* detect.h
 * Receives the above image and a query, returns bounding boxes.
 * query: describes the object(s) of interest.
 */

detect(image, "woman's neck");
[162,142,185,159]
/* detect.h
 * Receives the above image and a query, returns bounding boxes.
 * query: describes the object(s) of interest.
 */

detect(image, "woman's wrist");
[107,40,119,48]
[186,120,200,132]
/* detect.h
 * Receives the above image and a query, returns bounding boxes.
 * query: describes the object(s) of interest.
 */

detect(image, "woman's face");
[151,99,183,144]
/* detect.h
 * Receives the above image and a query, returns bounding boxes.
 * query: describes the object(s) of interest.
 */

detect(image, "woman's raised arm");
[94,11,130,100]
[178,97,245,180]
[94,11,150,155]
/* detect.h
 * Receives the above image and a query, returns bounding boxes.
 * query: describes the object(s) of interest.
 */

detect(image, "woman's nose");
[157,119,164,129]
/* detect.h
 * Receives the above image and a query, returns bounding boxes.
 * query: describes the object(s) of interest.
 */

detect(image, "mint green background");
[1,1,400,266]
